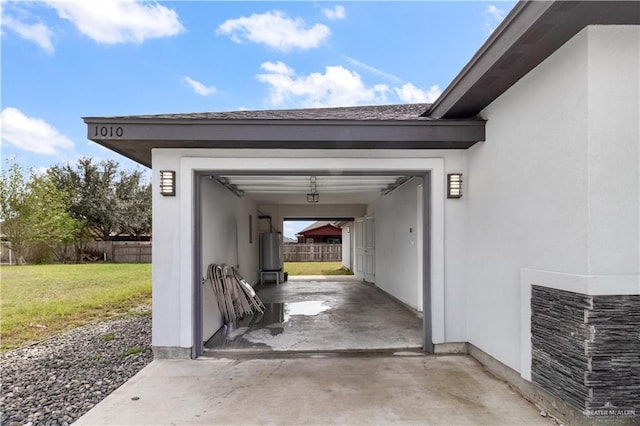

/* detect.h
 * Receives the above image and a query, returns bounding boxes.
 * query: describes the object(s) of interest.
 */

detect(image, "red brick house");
[296,221,342,244]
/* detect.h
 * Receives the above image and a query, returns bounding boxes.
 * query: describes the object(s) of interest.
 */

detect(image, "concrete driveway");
[76,353,554,425]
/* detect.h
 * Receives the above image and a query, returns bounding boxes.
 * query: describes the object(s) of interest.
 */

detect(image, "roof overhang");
[83,117,486,168]
[427,1,640,118]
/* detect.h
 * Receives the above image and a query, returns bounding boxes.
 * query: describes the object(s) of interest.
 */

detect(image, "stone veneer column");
[531,285,639,418]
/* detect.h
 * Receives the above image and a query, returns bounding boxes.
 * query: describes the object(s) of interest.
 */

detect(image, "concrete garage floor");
[76,354,554,425]
[205,278,424,353]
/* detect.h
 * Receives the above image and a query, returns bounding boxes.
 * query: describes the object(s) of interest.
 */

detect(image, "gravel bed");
[1,314,152,426]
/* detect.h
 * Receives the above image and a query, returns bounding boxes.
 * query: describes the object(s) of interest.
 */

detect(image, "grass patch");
[1,263,151,352]
[125,346,145,356]
[101,333,115,341]
[284,261,354,276]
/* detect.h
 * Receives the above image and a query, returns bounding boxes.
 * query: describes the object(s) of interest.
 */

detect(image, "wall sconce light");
[159,170,176,196]
[447,173,463,199]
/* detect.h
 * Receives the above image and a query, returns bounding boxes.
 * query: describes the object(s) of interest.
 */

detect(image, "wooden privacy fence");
[284,243,341,262]
[111,242,152,263]
[0,241,152,264]
[85,241,152,263]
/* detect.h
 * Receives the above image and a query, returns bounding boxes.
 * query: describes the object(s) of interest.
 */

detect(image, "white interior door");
[364,217,375,283]
[354,218,365,280]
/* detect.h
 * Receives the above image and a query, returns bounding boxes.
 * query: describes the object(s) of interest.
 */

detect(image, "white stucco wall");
[373,179,421,310]
[201,177,259,284]
[151,150,187,350]
[586,26,639,275]
[466,25,640,374]
[440,152,468,342]
[200,176,259,341]
[370,151,467,345]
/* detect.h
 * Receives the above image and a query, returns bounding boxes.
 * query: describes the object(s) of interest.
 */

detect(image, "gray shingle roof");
[88,104,432,121]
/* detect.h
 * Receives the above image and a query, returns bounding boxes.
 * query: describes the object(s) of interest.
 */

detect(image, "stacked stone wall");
[531,286,639,418]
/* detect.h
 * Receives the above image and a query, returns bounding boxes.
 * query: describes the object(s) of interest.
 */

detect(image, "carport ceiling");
[210,175,412,205]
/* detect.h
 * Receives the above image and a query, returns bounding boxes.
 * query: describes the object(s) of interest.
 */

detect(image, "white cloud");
[485,5,507,34]
[257,61,389,108]
[487,5,506,22]
[322,5,346,20]
[0,107,74,156]
[262,61,294,76]
[1,14,55,54]
[46,0,184,44]
[184,77,217,96]
[394,83,442,103]
[343,56,402,84]
[217,11,330,51]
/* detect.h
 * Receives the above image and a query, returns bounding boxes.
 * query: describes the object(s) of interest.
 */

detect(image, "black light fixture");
[159,170,176,196]
[447,173,463,199]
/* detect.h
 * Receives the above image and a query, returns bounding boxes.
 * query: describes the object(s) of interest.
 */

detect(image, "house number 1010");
[94,126,124,138]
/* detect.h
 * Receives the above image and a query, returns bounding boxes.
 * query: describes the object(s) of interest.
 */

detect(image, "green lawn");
[1,263,151,351]
[284,261,354,276]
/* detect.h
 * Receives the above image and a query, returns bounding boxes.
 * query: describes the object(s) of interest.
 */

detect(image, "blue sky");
[1,0,514,236]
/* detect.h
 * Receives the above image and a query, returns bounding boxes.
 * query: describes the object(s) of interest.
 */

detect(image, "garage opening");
[194,170,433,358]
[283,219,352,277]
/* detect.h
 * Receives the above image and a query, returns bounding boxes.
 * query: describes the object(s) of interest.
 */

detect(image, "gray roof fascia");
[83,116,484,131]
[426,1,640,119]
[84,117,485,168]
[426,1,553,118]
[83,118,485,144]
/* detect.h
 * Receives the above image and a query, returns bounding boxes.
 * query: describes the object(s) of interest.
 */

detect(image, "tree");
[28,174,84,263]
[50,158,121,240]
[49,158,151,241]
[116,170,152,240]
[0,161,33,261]
[0,160,81,263]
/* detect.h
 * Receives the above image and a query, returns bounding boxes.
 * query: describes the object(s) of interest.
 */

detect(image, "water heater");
[260,232,282,271]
